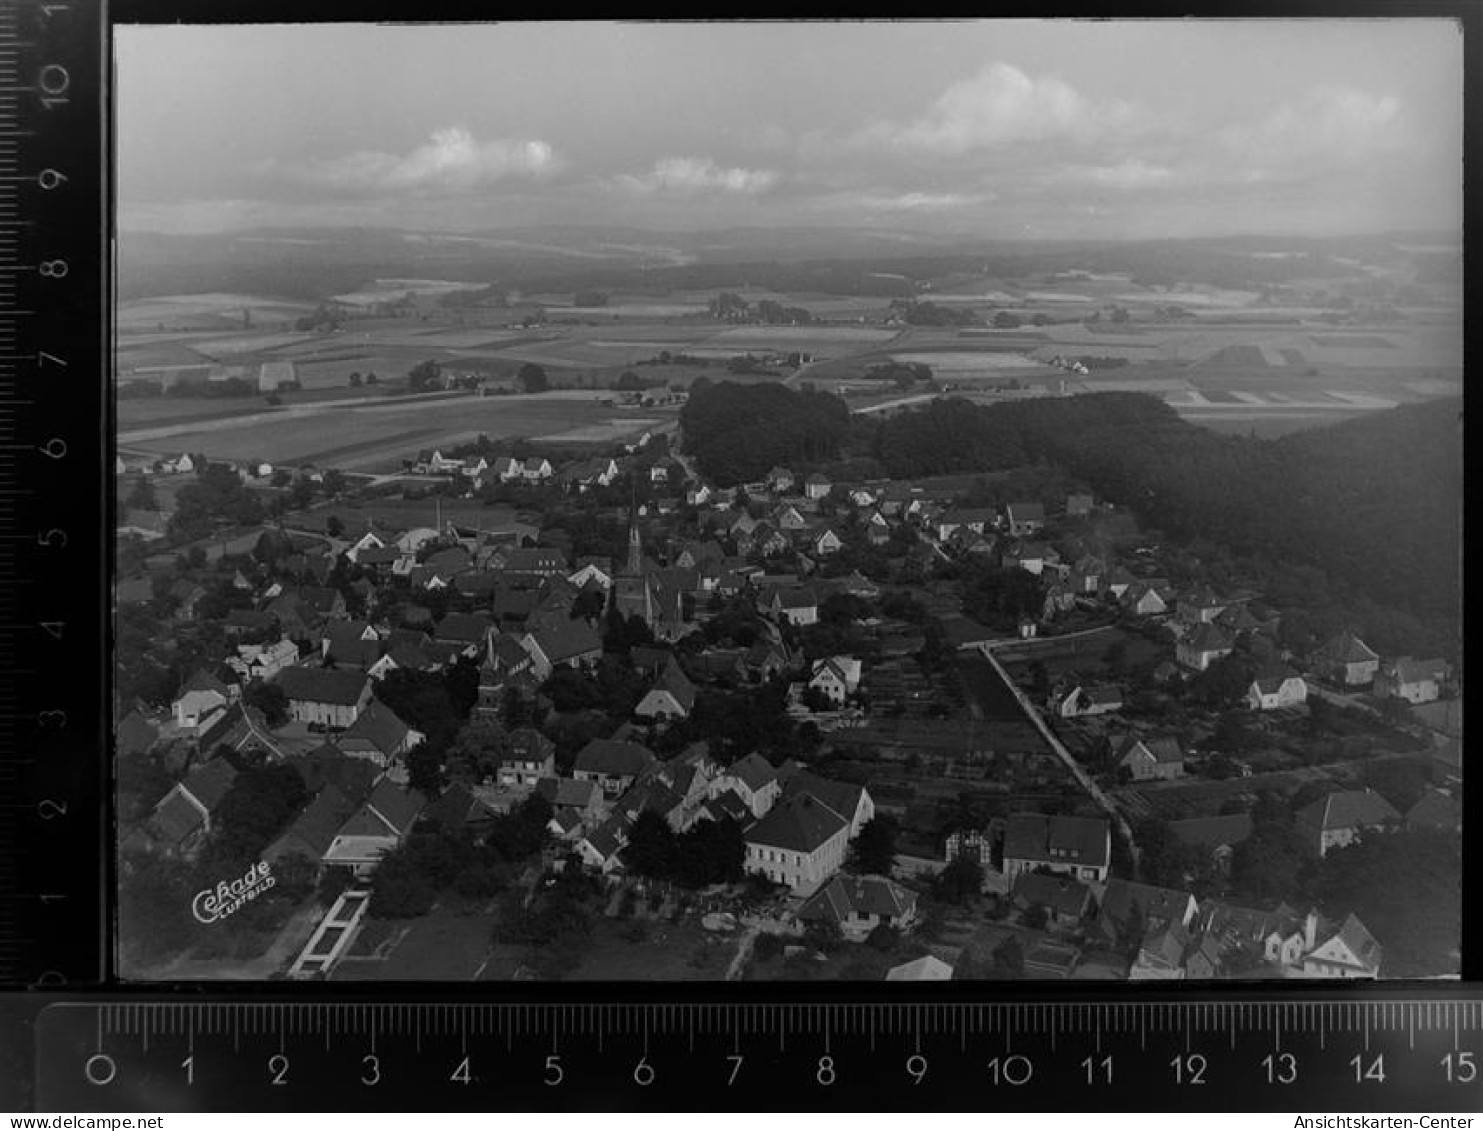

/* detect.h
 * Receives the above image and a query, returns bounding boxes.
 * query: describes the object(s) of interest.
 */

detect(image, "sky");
[115,20,1466,240]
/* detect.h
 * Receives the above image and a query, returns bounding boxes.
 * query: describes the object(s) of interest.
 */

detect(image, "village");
[113,396,1462,984]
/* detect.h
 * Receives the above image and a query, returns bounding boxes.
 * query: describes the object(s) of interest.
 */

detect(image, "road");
[977,643,1143,877]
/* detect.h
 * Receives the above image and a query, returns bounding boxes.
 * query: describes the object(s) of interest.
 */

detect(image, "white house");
[808,656,862,704]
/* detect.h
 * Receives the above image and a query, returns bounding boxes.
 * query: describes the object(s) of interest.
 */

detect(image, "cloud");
[857,191,992,211]
[276,127,559,195]
[868,62,1137,154]
[616,156,780,195]
[1223,85,1402,174]
[1070,159,1176,191]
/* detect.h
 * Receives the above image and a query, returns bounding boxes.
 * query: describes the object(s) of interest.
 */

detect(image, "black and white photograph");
[111,18,1463,986]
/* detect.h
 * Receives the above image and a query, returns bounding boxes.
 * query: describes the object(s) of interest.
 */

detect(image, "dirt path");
[724,925,761,981]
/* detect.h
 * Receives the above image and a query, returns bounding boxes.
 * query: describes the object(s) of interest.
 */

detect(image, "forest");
[680,381,852,485]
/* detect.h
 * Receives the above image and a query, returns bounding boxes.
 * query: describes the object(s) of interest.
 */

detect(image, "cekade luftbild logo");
[191,861,276,925]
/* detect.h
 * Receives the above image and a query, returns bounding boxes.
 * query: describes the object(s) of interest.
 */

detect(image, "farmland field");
[891,350,1047,371]
[118,391,670,472]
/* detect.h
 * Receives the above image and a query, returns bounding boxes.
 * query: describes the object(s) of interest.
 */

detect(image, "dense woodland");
[684,383,1461,656]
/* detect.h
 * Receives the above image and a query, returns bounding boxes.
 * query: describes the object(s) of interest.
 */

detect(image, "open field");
[119,391,670,471]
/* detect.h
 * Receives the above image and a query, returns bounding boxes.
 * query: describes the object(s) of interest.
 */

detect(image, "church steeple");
[625,482,642,576]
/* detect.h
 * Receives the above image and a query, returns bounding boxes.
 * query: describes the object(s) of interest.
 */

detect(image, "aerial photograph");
[112,20,1462,983]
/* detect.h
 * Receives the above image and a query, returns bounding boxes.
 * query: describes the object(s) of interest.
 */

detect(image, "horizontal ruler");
[17,991,1483,1111]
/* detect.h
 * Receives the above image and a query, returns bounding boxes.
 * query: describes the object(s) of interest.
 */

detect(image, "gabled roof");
[1005,501,1045,522]
[1329,912,1382,970]
[1183,621,1234,654]
[1316,630,1379,664]
[536,775,602,809]
[275,665,370,707]
[181,756,239,812]
[269,784,358,860]
[1012,872,1094,919]
[177,668,229,699]
[782,771,867,824]
[338,699,412,756]
[1117,734,1184,765]
[575,739,658,778]
[729,753,778,793]
[1386,656,1451,684]
[1251,664,1303,694]
[745,792,848,853]
[885,955,954,981]
[645,660,697,713]
[527,617,602,665]
[342,779,425,839]
[1099,878,1196,928]
[1297,788,1401,833]
[799,874,916,924]
[1003,813,1110,869]
[435,611,492,644]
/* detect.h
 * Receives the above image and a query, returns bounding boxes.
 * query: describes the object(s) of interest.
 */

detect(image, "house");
[1004,501,1046,536]
[573,738,659,798]
[423,782,501,842]
[1301,912,1383,979]
[519,617,602,680]
[1176,587,1227,625]
[1167,813,1254,874]
[1121,583,1168,618]
[1176,622,1234,672]
[1296,789,1401,858]
[1054,683,1123,718]
[321,779,427,876]
[263,783,362,868]
[322,620,383,671]
[706,753,778,819]
[336,699,422,769]
[576,814,632,874]
[172,669,232,730]
[634,659,697,722]
[803,473,832,500]
[808,656,862,704]
[536,775,605,827]
[782,771,874,838]
[569,557,614,591]
[1001,813,1111,884]
[743,792,851,893]
[1374,656,1451,704]
[1098,878,1199,935]
[798,874,919,940]
[145,757,238,854]
[765,466,795,493]
[274,666,373,730]
[226,638,299,682]
[1130,920,1191,980]
[810,527,845,557]
[1011,872,1094,928]
[1115,734,1185,782]
[772,503,808,531]
[886,955,954,981]
[498,728,555,789]
[759,585,819,627]
[1103,566,1138,600]
[1312,630,1381,687]
[1246,667,1308,711]
[194,702,284,761]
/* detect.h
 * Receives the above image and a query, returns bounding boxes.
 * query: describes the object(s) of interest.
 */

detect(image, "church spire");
[626,480,642,576]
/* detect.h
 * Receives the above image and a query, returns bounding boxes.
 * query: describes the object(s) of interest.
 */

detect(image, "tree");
[614,370,643,391]
[991,935,1024,978]
[348,371,363,388]
[848,814,899,875]
[624,811,679,880]
[125,476,157,510]
[445,716,509,785]
[367,850,437,918]
[993,311,1023,329]
[209,763,309,863]
[517,363,549,394]
[325,515,344,538]
[1021,902,1050,931]
[242,681,290,728]
[407,360,442,392]
[935,855,984,904]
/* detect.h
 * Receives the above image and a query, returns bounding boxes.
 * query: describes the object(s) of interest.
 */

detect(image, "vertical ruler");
[0,0,106,989]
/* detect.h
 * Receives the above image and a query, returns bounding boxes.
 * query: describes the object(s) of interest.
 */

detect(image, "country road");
[977,643,1143,877]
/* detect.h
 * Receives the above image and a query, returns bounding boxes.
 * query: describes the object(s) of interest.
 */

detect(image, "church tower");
[626,516,643,576]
